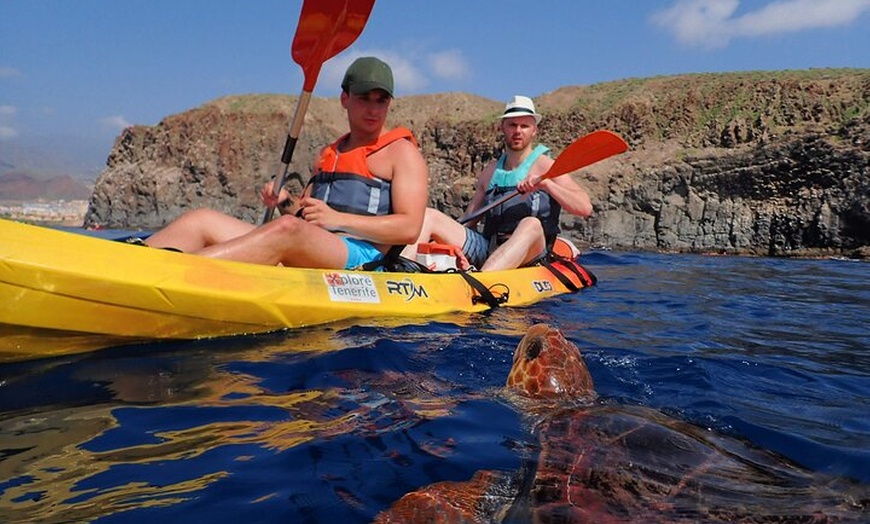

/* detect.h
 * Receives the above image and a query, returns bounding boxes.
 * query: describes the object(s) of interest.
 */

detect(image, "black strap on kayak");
[360,245,506,307]
[459,271,509,308]
[536,253,597,292]
[570,259,597,287]
[363,245,506,307]
[539,258,579,292]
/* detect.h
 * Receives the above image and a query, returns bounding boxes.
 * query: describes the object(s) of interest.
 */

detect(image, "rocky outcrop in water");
[85,69,869,257]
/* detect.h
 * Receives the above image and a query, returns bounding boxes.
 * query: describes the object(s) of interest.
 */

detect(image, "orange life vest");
[307,127,417,217]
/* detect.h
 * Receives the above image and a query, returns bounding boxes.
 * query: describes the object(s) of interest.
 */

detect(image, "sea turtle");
[375,324,868,523]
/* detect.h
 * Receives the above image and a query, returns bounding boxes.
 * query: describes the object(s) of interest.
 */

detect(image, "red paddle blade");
[544,130,628,181]
[291,0,376,91]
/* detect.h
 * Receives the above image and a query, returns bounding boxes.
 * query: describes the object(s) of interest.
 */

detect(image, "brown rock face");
[85,69,869,257]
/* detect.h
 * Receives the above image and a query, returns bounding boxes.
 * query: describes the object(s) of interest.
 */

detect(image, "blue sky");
[1,0,868,169]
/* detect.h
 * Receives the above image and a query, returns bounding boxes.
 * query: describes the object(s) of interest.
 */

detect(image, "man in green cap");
[146,57,429,270]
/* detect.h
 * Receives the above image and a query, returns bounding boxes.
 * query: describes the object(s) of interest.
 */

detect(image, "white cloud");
[428,50,471,81]
[384,54,429,93]
[737,0,870,35]
[320,50,429,95]
[652,0,738,47]
[0,66,23,79]
[318,48,471,96]
[0,126,18,140]
[100,115,133,130]
[0,105,17,117]
[652,0,870,48]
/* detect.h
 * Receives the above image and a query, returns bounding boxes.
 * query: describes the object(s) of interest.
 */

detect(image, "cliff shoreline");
[84,68,869,259]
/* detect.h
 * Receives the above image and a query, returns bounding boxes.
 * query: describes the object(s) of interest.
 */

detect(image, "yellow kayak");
[0,219,596,362]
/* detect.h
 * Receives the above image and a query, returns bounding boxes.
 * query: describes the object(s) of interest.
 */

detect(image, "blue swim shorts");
[341,236,383,270]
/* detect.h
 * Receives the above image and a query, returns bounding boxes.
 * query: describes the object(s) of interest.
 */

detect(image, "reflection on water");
[0,320,498,522]
[0,253,868,522]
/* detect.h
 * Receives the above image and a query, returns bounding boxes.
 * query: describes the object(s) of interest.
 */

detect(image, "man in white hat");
[408,95,592,271]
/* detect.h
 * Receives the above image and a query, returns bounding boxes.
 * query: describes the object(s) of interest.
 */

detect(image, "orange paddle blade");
[543,130,628,181]
[291,0,376,92]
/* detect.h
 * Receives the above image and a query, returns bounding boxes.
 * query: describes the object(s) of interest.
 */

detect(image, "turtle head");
[506,324,595,401]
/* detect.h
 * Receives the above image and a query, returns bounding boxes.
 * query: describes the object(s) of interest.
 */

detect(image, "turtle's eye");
[525,338,543,360]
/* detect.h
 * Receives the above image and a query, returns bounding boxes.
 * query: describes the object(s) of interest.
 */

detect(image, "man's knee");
[267,214,305,237]
[171,208,224,228]
[177,208,207,221]
[516,216,544,235]
[426,207,452,227]
[514,217,546,256]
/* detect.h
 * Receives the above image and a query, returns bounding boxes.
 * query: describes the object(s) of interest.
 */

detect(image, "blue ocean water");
[0,251,868,522]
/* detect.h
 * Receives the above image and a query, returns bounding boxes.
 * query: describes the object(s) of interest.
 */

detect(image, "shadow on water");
[0,252,868,522]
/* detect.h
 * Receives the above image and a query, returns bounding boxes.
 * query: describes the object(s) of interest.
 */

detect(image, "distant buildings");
[0,199,88,226]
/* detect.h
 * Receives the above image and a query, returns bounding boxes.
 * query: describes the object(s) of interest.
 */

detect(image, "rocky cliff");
[85,69,869,257]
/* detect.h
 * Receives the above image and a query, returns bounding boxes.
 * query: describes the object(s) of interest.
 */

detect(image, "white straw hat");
[499,95,542,123]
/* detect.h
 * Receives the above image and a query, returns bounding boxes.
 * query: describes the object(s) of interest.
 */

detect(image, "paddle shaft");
[459,189,521,225]
[262,91,312,223]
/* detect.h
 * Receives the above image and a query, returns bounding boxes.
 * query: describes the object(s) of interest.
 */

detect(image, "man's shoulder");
[480,159,498,176]
[383,134,423,159]
[375,131,426,179]
[532,150,555,170]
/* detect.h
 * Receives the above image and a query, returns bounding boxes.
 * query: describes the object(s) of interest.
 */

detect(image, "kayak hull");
[0,219,595,361]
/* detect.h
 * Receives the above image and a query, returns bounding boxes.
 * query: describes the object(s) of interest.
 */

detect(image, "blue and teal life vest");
[482,144,561,245]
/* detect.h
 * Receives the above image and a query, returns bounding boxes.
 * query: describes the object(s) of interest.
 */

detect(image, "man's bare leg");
[146,209,256,253]
[196,214,350,268]
[481,217,545,271]
[400,208,470,258]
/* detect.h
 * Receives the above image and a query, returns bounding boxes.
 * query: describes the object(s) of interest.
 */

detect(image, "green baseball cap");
[341,56,394,97]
